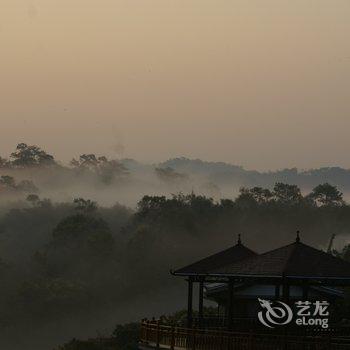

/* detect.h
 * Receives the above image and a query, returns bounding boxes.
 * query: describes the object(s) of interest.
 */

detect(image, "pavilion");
[172,232,350,330]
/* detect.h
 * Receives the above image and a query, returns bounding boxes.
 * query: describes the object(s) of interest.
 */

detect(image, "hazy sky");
[1,0,350,170]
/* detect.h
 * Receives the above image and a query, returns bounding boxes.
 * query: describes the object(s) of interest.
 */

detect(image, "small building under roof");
[172,232,350,330]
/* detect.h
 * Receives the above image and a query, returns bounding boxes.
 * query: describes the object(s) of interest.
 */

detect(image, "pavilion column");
[228,279,234,330]
[187,278,193,328]
[198,278,204,327]
[282,276,290,303]
[275,284,280,300]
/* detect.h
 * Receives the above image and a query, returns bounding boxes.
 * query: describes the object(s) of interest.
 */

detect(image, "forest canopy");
[3,143,350,208]
[2,144,350,349]
[1,182,350,348]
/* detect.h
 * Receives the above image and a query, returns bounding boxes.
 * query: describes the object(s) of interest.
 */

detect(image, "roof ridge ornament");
[296,230,301,243]
[237,233,242,245]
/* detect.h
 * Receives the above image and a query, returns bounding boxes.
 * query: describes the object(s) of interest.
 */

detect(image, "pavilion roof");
[173,238,257,275]
[214,239,350,280]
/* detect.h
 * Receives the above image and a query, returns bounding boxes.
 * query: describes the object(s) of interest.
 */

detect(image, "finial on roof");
[237,234,242,245]
[296,230,301,243]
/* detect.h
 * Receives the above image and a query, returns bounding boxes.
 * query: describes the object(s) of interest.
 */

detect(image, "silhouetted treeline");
[3,144,350,208]
[161,157,350,194]
[2,143,350,349]
[1,182,350,349]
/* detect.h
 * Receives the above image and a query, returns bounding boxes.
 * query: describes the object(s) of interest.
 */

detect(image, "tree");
[308,183,344,206]
[0,176,38,193]
[273,182,302,205]
[73,198,97,214]
[234,187,258,208]
[43,213,115,282]
[235,186,273,207]
[26,194,40,205]
[18,278,90,318]
[137,195,167,217]
[10,143,55,167]
[245,186,273,204]
[51,214,114,257]
[0,175,16,188]
[333,244,350,262]
[155,167,188,184]
[97,158,129,184]
[0,156,9,168]
[71,154,129,184]
[70,154,99,170]
[112,323,140,350]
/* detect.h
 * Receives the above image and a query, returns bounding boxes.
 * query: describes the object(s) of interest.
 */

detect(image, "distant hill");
[158,157,350,192]
[160,157,245,175]
[3,144,350,206]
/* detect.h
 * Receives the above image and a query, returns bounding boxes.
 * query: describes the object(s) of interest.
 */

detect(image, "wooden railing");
[140,320,350,349]
[191,316,259,330]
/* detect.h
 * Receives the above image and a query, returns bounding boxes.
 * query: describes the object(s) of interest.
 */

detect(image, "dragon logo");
[257,298,293,328]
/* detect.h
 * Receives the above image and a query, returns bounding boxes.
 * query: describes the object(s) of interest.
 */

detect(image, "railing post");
[170,325,175,350]
[140,319,144,343]
[198,278,204,328]
[187,278,194,328]
[144,319,148,343]
[156,320,160,348]
[192,327,196,350]
[228,279,234,331]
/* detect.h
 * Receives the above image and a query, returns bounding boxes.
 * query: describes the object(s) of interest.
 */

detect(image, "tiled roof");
[173,242,257,275]
[214,241,350,279]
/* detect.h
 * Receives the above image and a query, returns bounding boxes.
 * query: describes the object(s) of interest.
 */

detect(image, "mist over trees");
[3,143,350,208]
[0,179,350,349]
[0,175,38,194]
[2,143,350,349]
